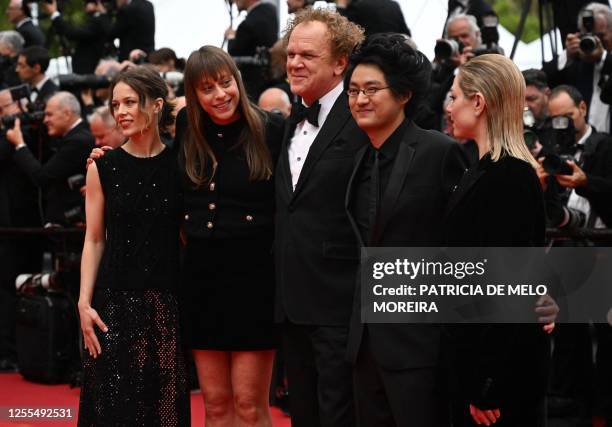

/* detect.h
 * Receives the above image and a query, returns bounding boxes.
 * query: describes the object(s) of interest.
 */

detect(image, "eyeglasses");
[346,87,390,97]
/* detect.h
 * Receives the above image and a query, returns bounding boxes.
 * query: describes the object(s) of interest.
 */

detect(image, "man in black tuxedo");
[6,91,94,226]
[336,0,411,38]
[43,0,111,74]
[225,0,279,101]
[5,0,45,48]
[110,0,155,61]
[16,46,58,110]
[343,33,466,427]
[274,8,366,427]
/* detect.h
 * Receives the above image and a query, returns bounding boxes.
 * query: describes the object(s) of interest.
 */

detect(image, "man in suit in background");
[5,0,45,48]
[110,0,155,61]
[336,0,411,38]
[0,31,24,88]
[43,0,111,74]
[344,33,466,427]
[6,92,94,226]
[225,0,279,101]
[274,8,366,427]
[0,88,40,372]
[16,46,58,110]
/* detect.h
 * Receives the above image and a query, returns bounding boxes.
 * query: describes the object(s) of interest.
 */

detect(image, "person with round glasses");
[343,33,467,427]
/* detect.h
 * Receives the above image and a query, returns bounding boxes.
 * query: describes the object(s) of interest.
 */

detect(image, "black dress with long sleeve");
[176,109,285,350]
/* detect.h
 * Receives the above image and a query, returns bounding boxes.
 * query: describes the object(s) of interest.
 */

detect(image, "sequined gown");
[78,147,189,427]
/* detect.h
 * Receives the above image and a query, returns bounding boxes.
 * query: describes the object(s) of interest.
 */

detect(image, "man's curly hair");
[282,8,365,60]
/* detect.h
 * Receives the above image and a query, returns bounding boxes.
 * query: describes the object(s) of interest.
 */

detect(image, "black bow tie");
[290,100,321,127]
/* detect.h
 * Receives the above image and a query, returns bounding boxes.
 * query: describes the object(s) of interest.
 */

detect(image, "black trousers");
[353,329,450,427]
[282,321,355,427]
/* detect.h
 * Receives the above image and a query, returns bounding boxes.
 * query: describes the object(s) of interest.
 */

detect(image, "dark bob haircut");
[344,33,432,117]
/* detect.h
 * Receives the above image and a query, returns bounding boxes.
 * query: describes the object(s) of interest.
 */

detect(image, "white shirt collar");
[64,118,83,136]
[306,80,344,126]
[577,125,592,146]
[35,76,49,92]
[16,17,31,28]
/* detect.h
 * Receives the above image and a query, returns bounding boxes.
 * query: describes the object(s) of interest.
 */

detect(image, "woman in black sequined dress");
[177,46,284,426]
[78,67,189,426]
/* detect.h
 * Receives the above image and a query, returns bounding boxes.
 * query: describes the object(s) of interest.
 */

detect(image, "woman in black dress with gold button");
[176,46,284,426]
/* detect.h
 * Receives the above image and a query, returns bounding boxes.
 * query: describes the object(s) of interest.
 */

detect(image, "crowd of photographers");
[0,0,610,423]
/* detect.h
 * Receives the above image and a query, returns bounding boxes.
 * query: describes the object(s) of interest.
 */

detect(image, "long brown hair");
[182,45,271,186]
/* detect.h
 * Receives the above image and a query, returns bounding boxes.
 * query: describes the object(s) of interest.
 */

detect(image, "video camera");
[472,14,504,56]
[232,46,270,68]
[57,73,112,91]
[579,9,598,54]
[527,115,577,175]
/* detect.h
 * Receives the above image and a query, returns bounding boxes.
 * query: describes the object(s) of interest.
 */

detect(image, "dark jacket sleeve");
[13,139,89,189]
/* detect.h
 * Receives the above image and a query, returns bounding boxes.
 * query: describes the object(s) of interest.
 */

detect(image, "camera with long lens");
[538,115,577,175]
[0,111,45,130]
[64,174,86,226]
[523,108,539,151]
[57,73,112,91]
[231,46,270,68]
[472,13,505,56]
[434,38,464,63]
[15,272,62,294]
[579,10,598,54]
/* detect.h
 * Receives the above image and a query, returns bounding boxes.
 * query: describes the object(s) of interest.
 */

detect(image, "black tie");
[369,150,380,236]
[289,100,321,127]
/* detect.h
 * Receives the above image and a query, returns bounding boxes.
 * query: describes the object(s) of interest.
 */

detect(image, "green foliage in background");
[0,0,87,56]
[489,0,548,44]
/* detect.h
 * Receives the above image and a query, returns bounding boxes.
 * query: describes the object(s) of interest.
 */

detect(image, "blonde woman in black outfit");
[445,54,551,427]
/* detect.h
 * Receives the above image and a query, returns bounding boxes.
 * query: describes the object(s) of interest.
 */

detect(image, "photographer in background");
[43,0,111,74]
[225,0,279,100]
[110,0,155,61]
[5,0,45,48]
[6,92,94,227]
[335,0,411,38]
[545,3,612,134]
[0,88,41,372]
[0,31,24,88]
[89,105,123,148]
[523,69,551,129]
[538,85,612,229]
[16,46,58,110]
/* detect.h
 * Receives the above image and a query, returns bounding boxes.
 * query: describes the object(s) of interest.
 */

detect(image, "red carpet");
[0,373,291,426]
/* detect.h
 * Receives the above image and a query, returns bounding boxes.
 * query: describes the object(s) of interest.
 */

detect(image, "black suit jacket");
[345,120,467,370]
[52,12,111,74]
[13,121,94,225]
[274,93,369,326]
[228,2,278,100]
[444,154,550,410]
[34,79,59,107]
[338,0,411,37]
[16,20,45,48]
[110,0,155,61]
[575,129,612,227]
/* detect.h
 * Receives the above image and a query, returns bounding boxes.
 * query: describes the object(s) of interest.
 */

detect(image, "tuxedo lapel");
[291,95,352,200]
[345,145,369,248]
[278,120,296,197]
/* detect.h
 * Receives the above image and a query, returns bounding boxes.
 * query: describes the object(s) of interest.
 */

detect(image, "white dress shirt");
[287,81,344,190]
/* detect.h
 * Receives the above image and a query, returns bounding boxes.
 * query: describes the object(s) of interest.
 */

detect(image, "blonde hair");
[458,54,537,167]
